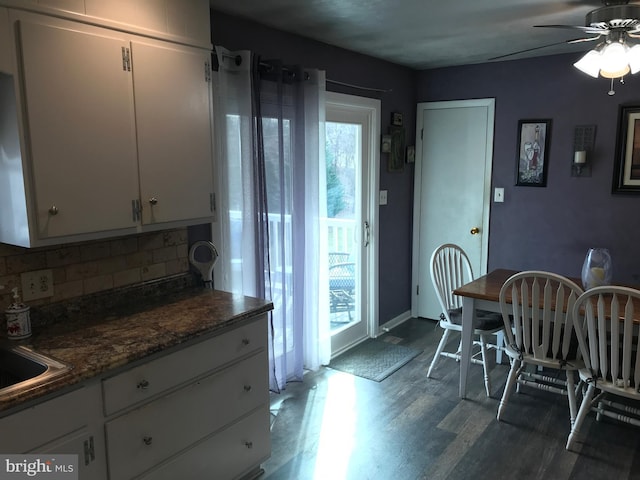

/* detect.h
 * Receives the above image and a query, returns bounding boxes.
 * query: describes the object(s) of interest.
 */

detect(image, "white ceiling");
[208,0,617,70]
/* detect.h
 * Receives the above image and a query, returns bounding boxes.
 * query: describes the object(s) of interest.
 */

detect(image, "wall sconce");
[573,150,588,176]
[572,125,596,177]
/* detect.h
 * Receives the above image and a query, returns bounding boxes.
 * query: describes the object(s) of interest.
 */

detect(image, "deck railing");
[229,210,357,272]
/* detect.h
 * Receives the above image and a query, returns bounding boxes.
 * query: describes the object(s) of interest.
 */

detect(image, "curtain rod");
[218,51,392,94]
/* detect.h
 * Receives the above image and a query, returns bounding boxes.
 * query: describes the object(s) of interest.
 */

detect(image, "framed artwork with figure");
[515,119,551,187]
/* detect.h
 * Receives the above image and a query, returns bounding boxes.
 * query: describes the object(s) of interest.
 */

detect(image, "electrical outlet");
[21,269,54,301]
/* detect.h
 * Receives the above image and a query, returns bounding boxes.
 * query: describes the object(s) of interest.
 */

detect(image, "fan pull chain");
[608,77,615,96]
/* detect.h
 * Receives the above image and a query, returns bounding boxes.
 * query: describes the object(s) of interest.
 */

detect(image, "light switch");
[379,190,388,205]
[494,187,504,203]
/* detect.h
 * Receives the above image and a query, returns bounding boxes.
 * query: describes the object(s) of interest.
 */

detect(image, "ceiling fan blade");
[488,37,599,62]
[566,36,603,43]
[534,24,610,34]
[488,41,572,61]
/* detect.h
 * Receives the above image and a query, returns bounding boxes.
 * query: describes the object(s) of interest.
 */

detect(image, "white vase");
[581,248,612,290]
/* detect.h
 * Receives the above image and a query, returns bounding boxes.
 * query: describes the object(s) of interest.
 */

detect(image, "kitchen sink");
[0,345,70,399]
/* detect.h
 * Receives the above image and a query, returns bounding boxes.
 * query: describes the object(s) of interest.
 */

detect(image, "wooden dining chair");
[428,243,505,397]
[566,286,640,451]
[497,271,584,426]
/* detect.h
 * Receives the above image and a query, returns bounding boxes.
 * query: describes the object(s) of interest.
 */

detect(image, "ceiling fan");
[492,0,640,91]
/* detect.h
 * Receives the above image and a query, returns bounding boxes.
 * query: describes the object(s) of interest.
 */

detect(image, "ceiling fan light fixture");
[599,41,629,74]
[627,44,640,73]
[599,64,631,78]
[574,50,603,78]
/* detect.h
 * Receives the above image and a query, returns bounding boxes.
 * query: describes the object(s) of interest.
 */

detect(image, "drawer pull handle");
[242,338,250,346]
[137,380,150,390]
[244,441,253,449]
[143,436,153,446]
[243,385,252,392]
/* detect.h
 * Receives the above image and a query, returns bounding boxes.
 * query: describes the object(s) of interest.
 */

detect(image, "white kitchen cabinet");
[17,17,140,239]
[132,39,214,226]
[0,1,211,48]
[102,316,270,480]
[0,11,214,246]
[0,384,107,480]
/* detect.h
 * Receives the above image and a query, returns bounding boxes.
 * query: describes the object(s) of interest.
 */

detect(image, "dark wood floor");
[261,317,640,480]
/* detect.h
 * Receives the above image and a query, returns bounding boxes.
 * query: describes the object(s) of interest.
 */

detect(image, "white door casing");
[411,99,495,320]
[325,91,380,357]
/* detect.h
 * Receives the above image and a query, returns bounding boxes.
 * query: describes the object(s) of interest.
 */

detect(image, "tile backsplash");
[0,228,190,311]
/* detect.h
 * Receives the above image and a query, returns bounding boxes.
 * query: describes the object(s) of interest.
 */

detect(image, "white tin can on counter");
[5,287,31,339]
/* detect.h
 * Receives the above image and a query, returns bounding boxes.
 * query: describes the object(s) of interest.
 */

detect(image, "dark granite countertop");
[0,287,273,414]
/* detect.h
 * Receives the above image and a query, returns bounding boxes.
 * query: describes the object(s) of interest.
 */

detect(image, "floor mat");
[328,338,422,382]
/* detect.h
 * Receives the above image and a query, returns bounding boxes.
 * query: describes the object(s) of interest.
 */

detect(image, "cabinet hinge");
[131,199,141,222]
[416,284,420,295]
[122,47,131,72]
[421,128,423,140]
[210,192,216,213]
[204,60,211,82]
[83,436,95,466]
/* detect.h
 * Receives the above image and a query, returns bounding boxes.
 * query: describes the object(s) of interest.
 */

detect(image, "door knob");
[470,227,480,235]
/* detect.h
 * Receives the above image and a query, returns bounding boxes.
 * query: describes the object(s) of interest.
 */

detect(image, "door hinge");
[205,60,211,82]
[210,192,216,213]
[122,47,131,71]
[131,199,141,222]
[416,284,420,295]
[420,128,423,140]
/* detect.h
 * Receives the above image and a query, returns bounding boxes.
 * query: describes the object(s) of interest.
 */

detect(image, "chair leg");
[495,330,505,364]
[497,358,521,421]
[566,370,577,427]
[566,383,596,451]
[479,334,492,397]
[427,329,451,378]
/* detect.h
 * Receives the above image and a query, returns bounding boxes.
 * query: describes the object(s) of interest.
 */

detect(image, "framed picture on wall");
[613,105,640,194]
[388,126,405,172]
[515,119,551,187]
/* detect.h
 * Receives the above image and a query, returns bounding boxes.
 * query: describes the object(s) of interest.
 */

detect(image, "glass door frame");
[325,91,380,358]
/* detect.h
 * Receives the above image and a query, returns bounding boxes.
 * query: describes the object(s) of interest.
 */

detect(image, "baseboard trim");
[374,310,413,337]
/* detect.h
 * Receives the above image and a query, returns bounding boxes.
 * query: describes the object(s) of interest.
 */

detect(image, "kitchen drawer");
[102,316,266,416]
[105,350,268,480]
[138,405,271,480]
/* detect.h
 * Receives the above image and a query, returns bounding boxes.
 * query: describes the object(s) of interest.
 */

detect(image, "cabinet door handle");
[143,436,153,446]
[241,338,250,346]
[243,385,252,392]
[137,379,150,390]
[149,197,158,205]
[244,441,253,449]
[48,205,59,216]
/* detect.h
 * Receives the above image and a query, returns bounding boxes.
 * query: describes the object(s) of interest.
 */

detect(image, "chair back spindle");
[567,286,640,450]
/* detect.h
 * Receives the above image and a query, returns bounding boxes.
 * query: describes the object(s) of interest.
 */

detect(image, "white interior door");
[411,99,495,320]
[325,92,380,357]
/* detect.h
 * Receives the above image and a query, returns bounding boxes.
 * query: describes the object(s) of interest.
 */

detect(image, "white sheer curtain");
[212,47,330,392]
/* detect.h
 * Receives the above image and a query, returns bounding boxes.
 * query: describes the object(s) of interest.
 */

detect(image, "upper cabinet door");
[131,41,214,226]
[17,19,139,238]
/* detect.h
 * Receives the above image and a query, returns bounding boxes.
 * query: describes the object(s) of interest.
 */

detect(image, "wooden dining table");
[453,268,640,398]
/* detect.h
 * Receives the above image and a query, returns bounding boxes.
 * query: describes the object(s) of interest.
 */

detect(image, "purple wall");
[418,54,640,284]
[209,11,418,323]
